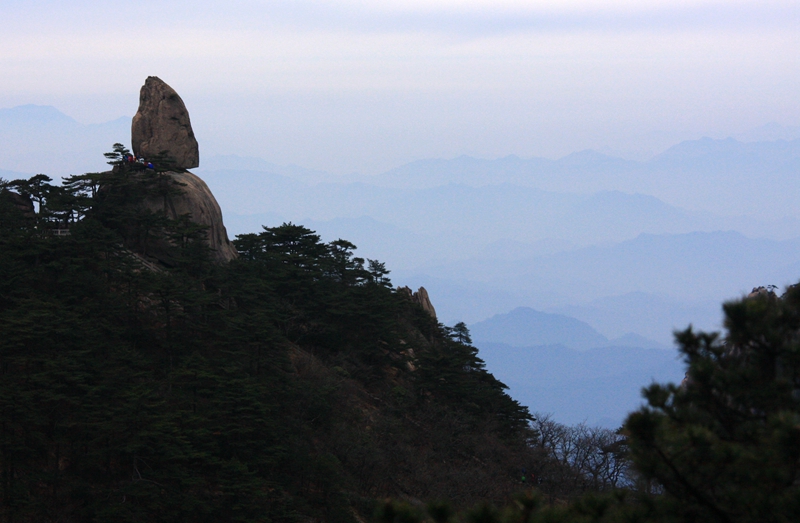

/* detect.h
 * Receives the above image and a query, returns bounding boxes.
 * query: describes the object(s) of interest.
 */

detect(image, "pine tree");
[625,286,800,523]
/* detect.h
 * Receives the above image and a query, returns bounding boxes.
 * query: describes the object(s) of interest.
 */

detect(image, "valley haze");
[3,0,797,427]
[3,105,798,426]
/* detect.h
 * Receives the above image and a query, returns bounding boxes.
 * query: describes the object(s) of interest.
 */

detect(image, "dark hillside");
[0,158,541,522]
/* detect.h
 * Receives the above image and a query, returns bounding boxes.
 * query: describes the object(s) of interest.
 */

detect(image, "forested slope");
[8,147,795,523]
[0,150,539,522]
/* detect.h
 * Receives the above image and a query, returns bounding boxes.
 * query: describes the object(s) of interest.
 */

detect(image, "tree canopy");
[0,157,537,522]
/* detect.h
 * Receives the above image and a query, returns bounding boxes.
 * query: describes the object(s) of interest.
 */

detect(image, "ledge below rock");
[140,170,238,264]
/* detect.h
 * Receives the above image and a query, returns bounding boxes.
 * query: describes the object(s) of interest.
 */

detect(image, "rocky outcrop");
[414,287,436,319]
[747,286,777,300]
[131,77,199,170]
[126,77,236,264]
[399,286,437,319]
[140,170,238,264]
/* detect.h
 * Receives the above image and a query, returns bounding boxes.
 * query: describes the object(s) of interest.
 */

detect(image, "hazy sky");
[2,0,798,173]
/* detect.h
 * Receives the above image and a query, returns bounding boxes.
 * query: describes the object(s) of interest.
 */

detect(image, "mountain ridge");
[470,306,611,351]
[473,341,684,427]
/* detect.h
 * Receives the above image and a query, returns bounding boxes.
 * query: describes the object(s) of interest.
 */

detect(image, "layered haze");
[3,105,800,426]
[2,0,798,172]
[2,0,798,426]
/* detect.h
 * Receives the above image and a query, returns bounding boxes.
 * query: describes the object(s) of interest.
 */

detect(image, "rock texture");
[399,286,437,319]
[140,170,238,264]
[131,76,199,169]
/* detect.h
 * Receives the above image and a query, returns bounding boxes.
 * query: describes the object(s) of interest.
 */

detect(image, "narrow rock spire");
[398,286,437,319]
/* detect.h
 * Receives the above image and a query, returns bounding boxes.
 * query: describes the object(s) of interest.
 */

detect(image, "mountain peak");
[0,104,78,126]
[470,307,609,351]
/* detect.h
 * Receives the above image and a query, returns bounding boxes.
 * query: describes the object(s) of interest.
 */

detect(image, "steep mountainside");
[0,162,539,522]
[0,78,545,521]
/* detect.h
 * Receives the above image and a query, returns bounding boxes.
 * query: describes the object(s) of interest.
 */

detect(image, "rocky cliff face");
[140,170,238,263]
[414,287,437,319]
[399,286,437,319]
[131,76,199,170]
[129,77,236,263]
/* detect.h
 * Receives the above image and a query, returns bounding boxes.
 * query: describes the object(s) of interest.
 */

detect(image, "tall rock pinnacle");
[398,286,437,319]
[131,76,199,169]
[126,76,236,263]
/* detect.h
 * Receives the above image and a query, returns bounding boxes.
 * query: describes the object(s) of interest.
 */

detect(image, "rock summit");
[128,77,236,263]
[131,76,199,170]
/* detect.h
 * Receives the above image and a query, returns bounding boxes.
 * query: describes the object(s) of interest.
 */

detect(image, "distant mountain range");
[0,105,131,177]
[470,306,667,351]
[207,175,730,246]
[466,306,682,427]
[368,138,800,219]
[200,171,800,251]
[474,341,685,427]
[550,292,723,345]
[472,307,611,351]
[198,158,800,348]
[397,230,798,341]
[417,230,800,300]
[4,103,800,219]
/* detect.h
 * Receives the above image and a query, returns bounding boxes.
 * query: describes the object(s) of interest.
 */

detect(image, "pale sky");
[2,0,798,173]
